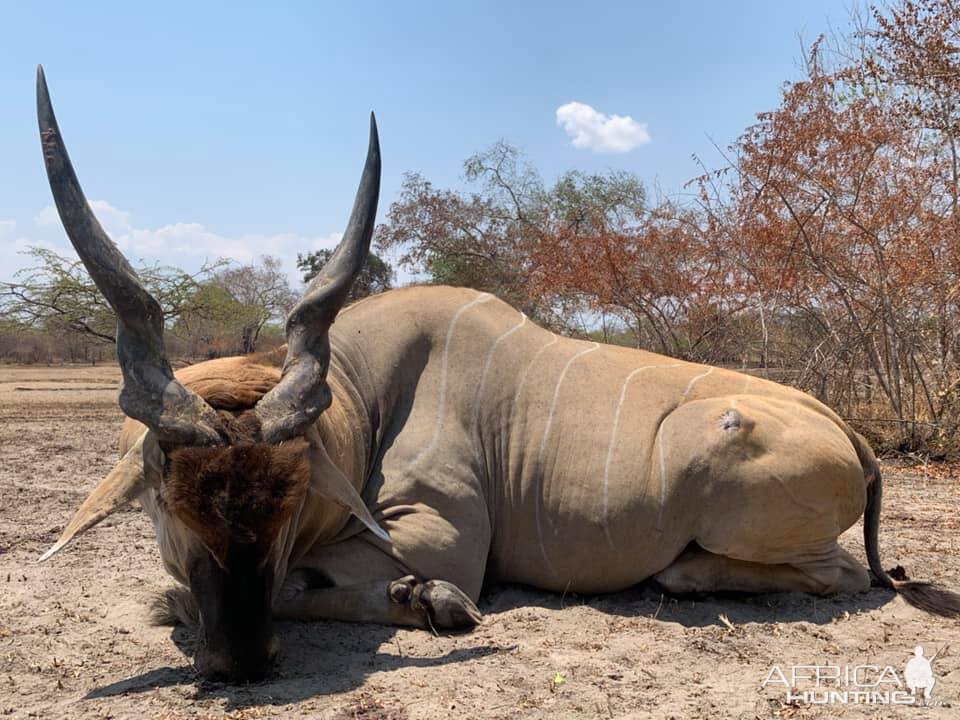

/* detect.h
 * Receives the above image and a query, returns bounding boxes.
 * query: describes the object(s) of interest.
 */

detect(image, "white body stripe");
[473,313,527,430]
[682,367,715,400]
[512,335,560,404]
[535,342,600,577]
[408,292,495,468]
[600,363,684,546]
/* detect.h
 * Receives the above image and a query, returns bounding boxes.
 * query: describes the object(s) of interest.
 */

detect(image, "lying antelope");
[35,66,960,682]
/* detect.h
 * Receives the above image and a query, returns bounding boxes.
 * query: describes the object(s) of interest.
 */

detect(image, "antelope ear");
[303,427,390,543]
[39,433,163,562]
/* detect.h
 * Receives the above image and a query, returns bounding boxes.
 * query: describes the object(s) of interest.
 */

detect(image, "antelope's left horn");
[36,66,223,447]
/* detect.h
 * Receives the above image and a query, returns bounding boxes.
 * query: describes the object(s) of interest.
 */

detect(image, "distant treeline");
[0,250,391,365]
[4,1,959,456]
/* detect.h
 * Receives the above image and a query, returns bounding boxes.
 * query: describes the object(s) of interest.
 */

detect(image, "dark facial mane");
[163,437,311,559]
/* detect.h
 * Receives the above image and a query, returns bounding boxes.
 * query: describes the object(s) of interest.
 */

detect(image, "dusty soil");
[1,364,958,720]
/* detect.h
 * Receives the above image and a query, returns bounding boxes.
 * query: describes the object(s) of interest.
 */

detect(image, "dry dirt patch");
[0,364,958,719]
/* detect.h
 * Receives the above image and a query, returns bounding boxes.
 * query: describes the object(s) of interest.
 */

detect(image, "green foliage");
[375,141,647,321]
[296,248,393,301]
[180,256,297,356]
[0,247,226,344]
[0,248,296,359]
[548,170,646,232]
[426,253,484,288]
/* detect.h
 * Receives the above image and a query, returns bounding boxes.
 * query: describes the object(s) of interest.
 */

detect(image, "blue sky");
[1,1,851,285]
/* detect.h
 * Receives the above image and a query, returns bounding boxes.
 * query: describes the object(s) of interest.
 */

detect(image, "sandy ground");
[0,364,958,720]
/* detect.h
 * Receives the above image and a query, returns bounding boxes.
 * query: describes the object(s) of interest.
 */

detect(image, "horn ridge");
[254,113,381,443]
[36,66,223,447]
[290,112,381,329]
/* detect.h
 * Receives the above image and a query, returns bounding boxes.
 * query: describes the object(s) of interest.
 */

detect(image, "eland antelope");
[35,66,960,682]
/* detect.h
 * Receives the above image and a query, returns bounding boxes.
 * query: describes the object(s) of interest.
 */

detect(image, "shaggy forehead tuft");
[163,438,312,553]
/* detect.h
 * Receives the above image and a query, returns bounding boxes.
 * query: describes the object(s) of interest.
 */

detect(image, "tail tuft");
[894,581,960,618]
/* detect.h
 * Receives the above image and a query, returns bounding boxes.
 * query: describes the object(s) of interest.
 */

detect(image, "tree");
[680,4,960,451]
[530,191,744,360]
[0,249,300,359]
[0,247,224,344]
[296,248,393,301]
[168,283,249,358]
[375,142,648,324]
[207,256,297,354]
[545,169,646,233]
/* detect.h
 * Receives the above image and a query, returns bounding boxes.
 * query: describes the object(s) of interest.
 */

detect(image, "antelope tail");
[855,433,960,617]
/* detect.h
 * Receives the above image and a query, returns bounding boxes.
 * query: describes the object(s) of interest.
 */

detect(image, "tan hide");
[320,286,873,596]
[38,433,162,561]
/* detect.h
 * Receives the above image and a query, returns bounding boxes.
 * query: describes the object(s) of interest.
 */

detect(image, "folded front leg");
[274,574,481,629]
[272,536,481,629]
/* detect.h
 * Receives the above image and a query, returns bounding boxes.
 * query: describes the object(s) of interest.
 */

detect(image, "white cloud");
[33,205,58,227]
[0,220,15,236]
[28,203,346,288]
[90,200,133,235]
[555,101,651,153]
[37,200,132,236]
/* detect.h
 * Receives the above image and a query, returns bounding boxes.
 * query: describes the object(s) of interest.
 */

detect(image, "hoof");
[388,575,482,629]
[413,579,483,628]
